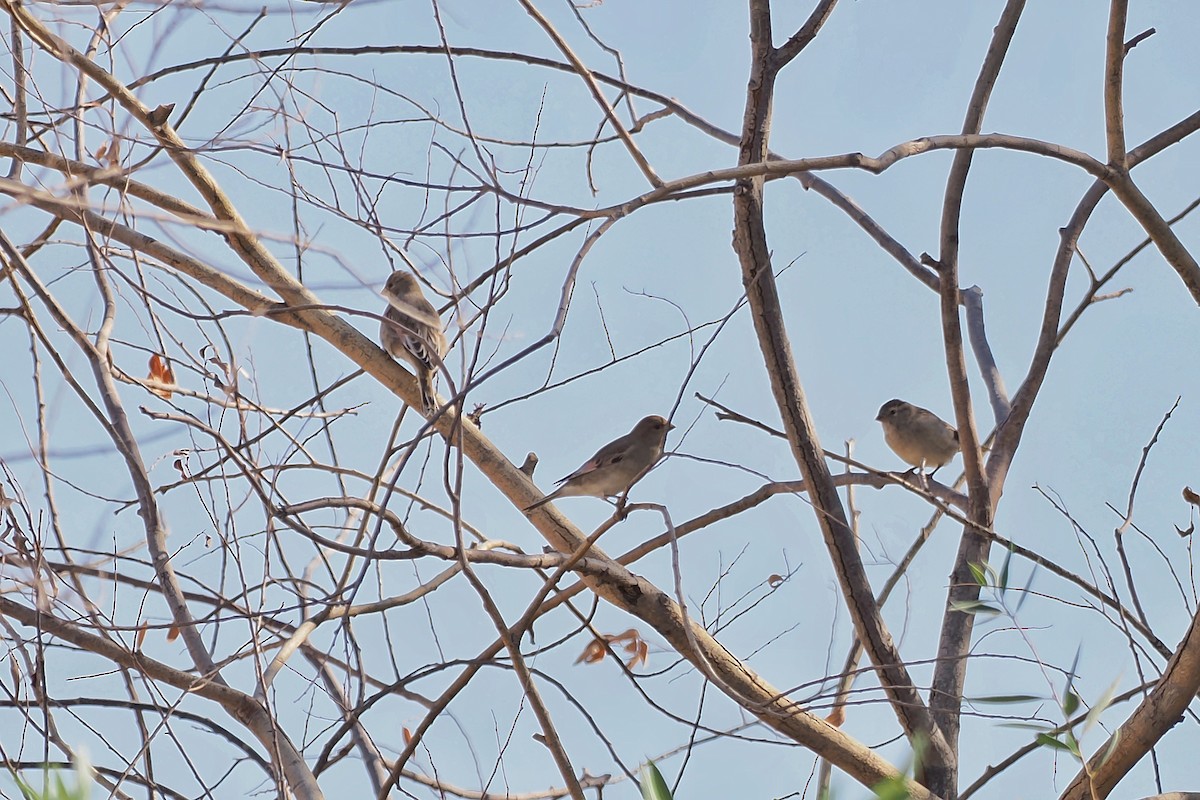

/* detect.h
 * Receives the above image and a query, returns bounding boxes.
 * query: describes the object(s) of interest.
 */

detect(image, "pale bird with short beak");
[379,270,448,416]
[876,399,959,475]
[525,415,674,511]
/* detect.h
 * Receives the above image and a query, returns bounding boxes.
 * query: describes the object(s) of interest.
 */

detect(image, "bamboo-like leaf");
[1083,676,1121,735]
[998,544,1013,596]
[1097,729,1122,767]
[871,774,911,800]
[999,721,1051,731]
[950,599,1001,615]
[1013,563,1039,614]
[969,694,1042,704]
[640,760,672,800]
[1036,733,1072,752]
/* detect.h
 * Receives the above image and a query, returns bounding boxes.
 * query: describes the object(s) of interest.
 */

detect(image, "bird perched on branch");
[876,399,959,474]
[379,270,448,416]
[524,415,673,511]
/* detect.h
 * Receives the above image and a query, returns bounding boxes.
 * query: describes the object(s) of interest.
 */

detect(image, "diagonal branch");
[730,0,953,778]
[514,0,662,188]
[1059,603,1200,800]
[927,4,1027,798]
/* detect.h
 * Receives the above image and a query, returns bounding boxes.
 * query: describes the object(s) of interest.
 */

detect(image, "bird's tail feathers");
[419,374,438,417]
[523,492,555,512]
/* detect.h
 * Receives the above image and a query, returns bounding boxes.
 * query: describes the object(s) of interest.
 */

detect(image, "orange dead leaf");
[135,624,148,650]
[627,639,649,670]
[575,629,648,669]
[768,573,785,588]
[575,639,607,665]
[403,727,413,745]
[166,625,180,643]
[1184,486,1200,507]
[94,137,121,166]
[147,354,176,400]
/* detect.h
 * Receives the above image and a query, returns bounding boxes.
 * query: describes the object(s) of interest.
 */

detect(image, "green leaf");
[1036,733,1072,752]
[1013,563,1039,613]
[871,774,911,800]
[998,544,1013,596]
[1064,691,1080,717]
[999,721,1051,731]
[1097,729,1121,767]
[640,760,673,800]
[1063,646,1082,702]
[950,599,1001,615]
[13,774,39,800]
[968,561,989,587]
[1083,676,1120,735]
[968,694,1042,705]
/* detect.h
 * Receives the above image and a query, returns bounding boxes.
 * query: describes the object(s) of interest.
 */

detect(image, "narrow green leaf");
[998,544,1013,596]
[1064,646,1082,700]
[999,721,1051,731]
[640,760,673,800]
[968,694,1042,705]
[1064,690,1080,717]
[1013,563,1039,613]
[1036,733,1072,752]
[968,561,989,587]
[1097,729,1121,767]
[950,599,1001,615]
[1083,676,1121,735]
[13,774,39,800]
[871,774,911,800]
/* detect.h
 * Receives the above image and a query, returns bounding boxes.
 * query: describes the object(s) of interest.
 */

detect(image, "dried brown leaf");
[575,639,607,665]
[147,354,176,400]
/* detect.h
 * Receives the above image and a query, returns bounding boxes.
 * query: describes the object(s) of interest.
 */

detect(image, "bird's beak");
[667,423,676,430]
[874,412,883,421]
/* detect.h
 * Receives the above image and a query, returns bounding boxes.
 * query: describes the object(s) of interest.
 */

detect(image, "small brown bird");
[379,271,448,415]
[876,399,959,472]
[524,415,673,511]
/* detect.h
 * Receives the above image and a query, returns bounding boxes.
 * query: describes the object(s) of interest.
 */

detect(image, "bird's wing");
[383,291,442,330]
[555,437,632,484]
[384,306,443,369]
[401,330,437,370]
